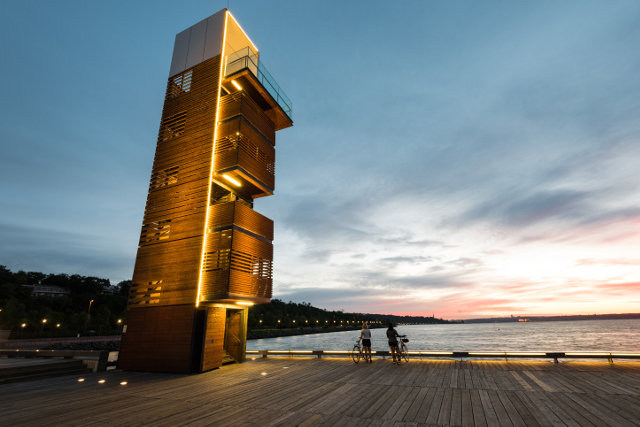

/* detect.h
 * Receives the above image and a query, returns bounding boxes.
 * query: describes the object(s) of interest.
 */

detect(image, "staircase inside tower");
[222,349,236,365]
[224,309,243,363]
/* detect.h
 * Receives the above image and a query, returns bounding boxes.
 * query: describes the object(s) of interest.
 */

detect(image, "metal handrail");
[246,350,640,363]
[224,47,292,120]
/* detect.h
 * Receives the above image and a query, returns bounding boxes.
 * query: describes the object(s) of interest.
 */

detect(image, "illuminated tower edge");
[118,9,292,374]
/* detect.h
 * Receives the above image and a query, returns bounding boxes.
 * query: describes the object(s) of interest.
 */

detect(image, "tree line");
[0,266,130,338]
[248,299,453,329]
[0,265,453,337]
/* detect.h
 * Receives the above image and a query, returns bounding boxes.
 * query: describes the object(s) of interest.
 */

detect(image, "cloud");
[379,256,435,265]
[597,282,640,295]
[577,258,640,266]
[0,222,134,282]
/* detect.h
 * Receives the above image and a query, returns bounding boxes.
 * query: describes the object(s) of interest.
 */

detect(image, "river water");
[247,319,640,353]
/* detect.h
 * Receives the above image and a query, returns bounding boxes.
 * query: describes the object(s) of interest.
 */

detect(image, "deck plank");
[437,387,453,425]
[461,388,475,427]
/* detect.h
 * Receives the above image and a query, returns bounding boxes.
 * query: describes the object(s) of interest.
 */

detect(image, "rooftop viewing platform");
[2,356,639,426]
[224,47,293,128]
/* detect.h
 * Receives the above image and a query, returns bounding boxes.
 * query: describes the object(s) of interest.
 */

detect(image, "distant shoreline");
[464,313,640,323]
[247,325,387,340]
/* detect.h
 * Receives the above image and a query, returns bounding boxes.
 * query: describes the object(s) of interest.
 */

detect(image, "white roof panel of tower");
[168,9,227,78]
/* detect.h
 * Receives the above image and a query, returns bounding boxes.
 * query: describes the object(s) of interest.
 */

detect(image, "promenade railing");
[0,349,117,371]
[247,350,640,363]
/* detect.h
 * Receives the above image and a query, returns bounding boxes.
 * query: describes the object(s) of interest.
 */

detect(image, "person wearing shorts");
[359,323,372,362]
[386,323,405,364]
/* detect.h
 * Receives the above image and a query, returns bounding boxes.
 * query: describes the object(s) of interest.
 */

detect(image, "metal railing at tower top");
[225,47,293,121]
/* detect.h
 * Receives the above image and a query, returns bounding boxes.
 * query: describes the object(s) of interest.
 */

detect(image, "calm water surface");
[247,319,640,352]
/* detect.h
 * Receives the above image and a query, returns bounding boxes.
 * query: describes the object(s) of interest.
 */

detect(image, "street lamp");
[117,319,122,335]
[20,323,26,337]
[41,319,47,336]
[84,299,94,333]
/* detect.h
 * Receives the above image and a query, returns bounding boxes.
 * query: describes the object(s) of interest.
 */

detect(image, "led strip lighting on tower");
[195,11,230,307]
[195,11,262,307]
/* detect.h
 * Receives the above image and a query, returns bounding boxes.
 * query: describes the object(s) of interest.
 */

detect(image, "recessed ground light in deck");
[98,380,105,383]
[78,378,85,382]
[261,372,267,376]
[120,382,127,385]
[283,367,288,369]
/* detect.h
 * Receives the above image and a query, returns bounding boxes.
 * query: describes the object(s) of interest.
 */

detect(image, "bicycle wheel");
[401,343,409,362]
[352,345,361,363]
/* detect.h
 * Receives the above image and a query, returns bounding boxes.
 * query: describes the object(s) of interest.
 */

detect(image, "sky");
[1,1,639,318]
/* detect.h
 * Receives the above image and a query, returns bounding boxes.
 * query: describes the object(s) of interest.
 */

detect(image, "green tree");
[0,298,26,329]
[117,280,131,296]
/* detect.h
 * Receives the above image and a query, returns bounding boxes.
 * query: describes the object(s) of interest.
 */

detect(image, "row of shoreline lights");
[258,319,382,324]
[24,317,389,329]
[25,319,123,330]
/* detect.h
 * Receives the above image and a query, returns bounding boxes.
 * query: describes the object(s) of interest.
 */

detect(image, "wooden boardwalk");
[2,357,640,426]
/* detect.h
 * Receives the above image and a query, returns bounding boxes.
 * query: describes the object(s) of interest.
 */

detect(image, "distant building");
[102,286,119,295]
[22,285,71,298]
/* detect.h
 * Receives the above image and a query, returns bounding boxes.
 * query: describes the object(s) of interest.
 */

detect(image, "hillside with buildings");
[0,266,129,338]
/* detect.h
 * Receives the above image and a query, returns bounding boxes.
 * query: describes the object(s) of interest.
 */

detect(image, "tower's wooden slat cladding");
[118,9,292,374]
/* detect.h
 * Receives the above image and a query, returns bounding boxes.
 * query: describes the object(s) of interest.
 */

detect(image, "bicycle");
[399,337,409,362]
[351,341,370,363]
[391,337,409,363]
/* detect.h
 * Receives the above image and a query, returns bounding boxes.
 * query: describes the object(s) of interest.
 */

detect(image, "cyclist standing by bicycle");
[358,323,373,362]
[387,323,405,364]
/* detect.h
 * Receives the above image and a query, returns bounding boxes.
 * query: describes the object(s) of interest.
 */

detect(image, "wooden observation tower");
[118,9,292,373]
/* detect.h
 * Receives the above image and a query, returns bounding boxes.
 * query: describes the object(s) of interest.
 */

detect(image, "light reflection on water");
[247,319,640,352]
